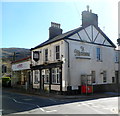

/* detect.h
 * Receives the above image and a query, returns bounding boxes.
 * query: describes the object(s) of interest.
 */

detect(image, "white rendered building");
[31,8,118,94]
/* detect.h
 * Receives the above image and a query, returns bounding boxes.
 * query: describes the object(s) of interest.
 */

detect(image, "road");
[2,90,118,115]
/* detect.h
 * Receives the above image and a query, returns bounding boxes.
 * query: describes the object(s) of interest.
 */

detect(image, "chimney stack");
[82,6,98,27]
[49,22,63,39]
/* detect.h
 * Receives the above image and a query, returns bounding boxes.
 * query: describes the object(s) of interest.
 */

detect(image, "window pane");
[55,46,60,60]
[45,49,48,61]
[96,48,101,61]
[52,68,60,84]
[103,71,107,82]
[91,71,95,83]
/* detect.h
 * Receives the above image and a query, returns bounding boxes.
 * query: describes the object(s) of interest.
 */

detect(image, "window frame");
[103,71,107,83]
[115,51,118,63]
[91,71,96,83]
[34,70,39,84]
[44,49,48,62]
[42,69,49,84]
[55,45,60,60]
[96,47,102,61]
[52,68,60,84]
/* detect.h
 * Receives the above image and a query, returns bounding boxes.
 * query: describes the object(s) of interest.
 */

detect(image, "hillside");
[1,48,31,62]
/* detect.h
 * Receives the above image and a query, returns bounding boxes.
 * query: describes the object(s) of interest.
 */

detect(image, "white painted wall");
[67,39,118,88]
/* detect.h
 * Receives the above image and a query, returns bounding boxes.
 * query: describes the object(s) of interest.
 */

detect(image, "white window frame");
[34,70,39,84]
[103,71,107,83]
[115,51,118,63]
[44,49,48,62]
[96,47,102,61]
[52,68,60,84]
[55,45,60,60]
[91,71,96,83]
[42,69,49,84]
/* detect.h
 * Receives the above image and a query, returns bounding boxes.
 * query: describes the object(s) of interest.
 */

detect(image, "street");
[2,90,118,115]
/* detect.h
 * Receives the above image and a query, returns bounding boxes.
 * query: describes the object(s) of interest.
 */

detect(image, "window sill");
[115,62,119,63]
[44,83,49,84]
[51,83,60,85]
[97,60,103,62]
[34,82,39,84]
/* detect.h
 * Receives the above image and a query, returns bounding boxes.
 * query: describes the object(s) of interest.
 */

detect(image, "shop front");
[12,57,32,89]
[31,61,63,93]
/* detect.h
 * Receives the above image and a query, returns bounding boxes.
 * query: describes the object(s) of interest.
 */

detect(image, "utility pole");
[13,52,16,61]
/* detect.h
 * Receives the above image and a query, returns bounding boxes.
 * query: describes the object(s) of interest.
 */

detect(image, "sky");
[1,0,119,49]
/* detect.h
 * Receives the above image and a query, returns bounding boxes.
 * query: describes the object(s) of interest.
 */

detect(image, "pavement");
[2,87,120,101]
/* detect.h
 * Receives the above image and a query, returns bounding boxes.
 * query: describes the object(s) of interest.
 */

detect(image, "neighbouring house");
[31,7,118,94]
[117,38,120,87]
[11,56,32,89]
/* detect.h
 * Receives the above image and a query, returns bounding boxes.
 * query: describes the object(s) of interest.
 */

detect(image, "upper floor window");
[45,49,48,61]
[96,48,102,61]
[115,51,118,63]
[55,45,60,60]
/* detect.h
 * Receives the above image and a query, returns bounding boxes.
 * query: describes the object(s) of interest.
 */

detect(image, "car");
[2,75,12,87]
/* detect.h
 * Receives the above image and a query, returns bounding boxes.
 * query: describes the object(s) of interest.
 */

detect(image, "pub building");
[31,7,118,94]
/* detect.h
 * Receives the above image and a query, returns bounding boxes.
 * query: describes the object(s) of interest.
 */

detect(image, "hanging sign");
[33,51,39,62]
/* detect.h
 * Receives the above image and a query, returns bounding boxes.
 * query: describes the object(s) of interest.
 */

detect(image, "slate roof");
[31,24,116,50]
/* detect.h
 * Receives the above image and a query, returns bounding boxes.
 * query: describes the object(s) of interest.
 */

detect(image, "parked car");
[2,74,12,87]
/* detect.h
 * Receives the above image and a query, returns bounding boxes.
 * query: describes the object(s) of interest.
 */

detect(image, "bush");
[2,75,11,87]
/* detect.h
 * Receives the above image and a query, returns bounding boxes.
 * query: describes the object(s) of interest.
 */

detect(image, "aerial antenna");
[103,26,105,32]
[73,2,81,22]
[87,5,89,12]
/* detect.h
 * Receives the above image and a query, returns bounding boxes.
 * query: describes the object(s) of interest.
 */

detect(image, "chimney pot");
[87,5,89,12]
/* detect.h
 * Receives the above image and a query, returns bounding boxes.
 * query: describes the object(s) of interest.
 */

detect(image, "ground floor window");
[103,71,107,83]
[42,69,49,84]
[52,68,60,84]
[112,77,116,83]
[91,71,96,83]
[34,70,39,84]
[115,71,119,83]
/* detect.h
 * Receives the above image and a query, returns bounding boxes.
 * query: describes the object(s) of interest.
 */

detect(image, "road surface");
[2,90,119,115]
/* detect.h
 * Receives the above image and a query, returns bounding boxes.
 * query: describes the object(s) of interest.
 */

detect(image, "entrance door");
[41,69,50,91]
[115,71,119,84]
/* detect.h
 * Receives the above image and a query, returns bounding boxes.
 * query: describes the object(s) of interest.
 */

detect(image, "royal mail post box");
[81,85,93,94]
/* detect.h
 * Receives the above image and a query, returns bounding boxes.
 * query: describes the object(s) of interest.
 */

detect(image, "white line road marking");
[13,98,45,112]
[46,110,57,113]
[36,105,45,112]
[12,98,57,113]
